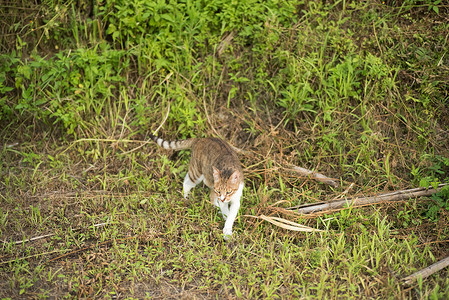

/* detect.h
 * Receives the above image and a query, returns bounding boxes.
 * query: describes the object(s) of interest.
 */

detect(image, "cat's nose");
[219,195,225,201]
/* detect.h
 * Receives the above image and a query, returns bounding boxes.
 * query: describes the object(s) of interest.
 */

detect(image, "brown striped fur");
[149,134,243,201]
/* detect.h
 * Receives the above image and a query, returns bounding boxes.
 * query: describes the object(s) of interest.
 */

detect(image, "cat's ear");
[229,170,240,185]
[212,166,220,182]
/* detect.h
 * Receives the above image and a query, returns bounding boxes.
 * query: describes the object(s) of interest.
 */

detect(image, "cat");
[149,134,244,239]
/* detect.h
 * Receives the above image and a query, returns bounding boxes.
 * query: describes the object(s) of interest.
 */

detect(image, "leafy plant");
[6,43,127,134]
[0,53,20,120]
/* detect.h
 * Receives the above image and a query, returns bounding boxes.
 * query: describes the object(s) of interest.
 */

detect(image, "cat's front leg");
[222,182,243,239]
[218,201,230,220]
[223,199,240,239]
[211,191,229,220]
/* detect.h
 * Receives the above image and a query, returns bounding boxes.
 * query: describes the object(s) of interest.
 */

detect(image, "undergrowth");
[0,0,448,298]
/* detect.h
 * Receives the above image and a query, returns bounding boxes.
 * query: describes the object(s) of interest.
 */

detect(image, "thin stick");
[61,138,153,154]
[331,183,355,201]
[1,222,110,245]
[0,249,62,266]
[402,256,449,285]
[373,21,383,56]
[1,235,136,266]
[45,240,112,264]
[121,103,172,155]
[289,184,447,214]
[8,233,55,245]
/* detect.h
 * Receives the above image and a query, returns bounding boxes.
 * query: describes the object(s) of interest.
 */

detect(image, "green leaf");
[419,177,431,188]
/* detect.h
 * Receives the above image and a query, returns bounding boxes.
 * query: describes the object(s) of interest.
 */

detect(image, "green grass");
[1,0,449,298]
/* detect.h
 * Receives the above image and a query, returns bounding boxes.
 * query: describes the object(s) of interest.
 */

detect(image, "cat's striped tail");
[149,134,195,150]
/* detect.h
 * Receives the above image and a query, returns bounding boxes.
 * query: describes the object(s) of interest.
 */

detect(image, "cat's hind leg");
[183,172,203,199]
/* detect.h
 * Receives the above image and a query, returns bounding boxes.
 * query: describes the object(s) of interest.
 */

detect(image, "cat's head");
[212,166,241,202]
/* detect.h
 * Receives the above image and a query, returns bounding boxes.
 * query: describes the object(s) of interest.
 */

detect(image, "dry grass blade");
[285,164,339,188]
[252,215,322,232]
[217,31,235,56]
[121,102,172,155]
[152,102,171,136]
[5,233,54,245]
[331,183,355,201]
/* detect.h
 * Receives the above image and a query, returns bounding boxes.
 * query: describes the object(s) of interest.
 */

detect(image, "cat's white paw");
[183,189,192,199]
[223,228,232,240]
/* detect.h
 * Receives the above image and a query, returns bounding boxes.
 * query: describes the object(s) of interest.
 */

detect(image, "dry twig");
[289,184,447,214]
[1,222,110,245]
[402,256,449,285]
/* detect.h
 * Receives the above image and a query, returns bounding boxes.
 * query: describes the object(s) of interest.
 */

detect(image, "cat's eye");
[226,191,232,195]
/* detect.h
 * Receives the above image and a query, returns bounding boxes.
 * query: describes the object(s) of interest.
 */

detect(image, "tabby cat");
[149,134,244,239]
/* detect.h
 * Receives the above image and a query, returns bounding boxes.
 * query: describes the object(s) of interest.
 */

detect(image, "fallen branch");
[285,164,339,188]
[289,184,447,214]
[402,255,449,285]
